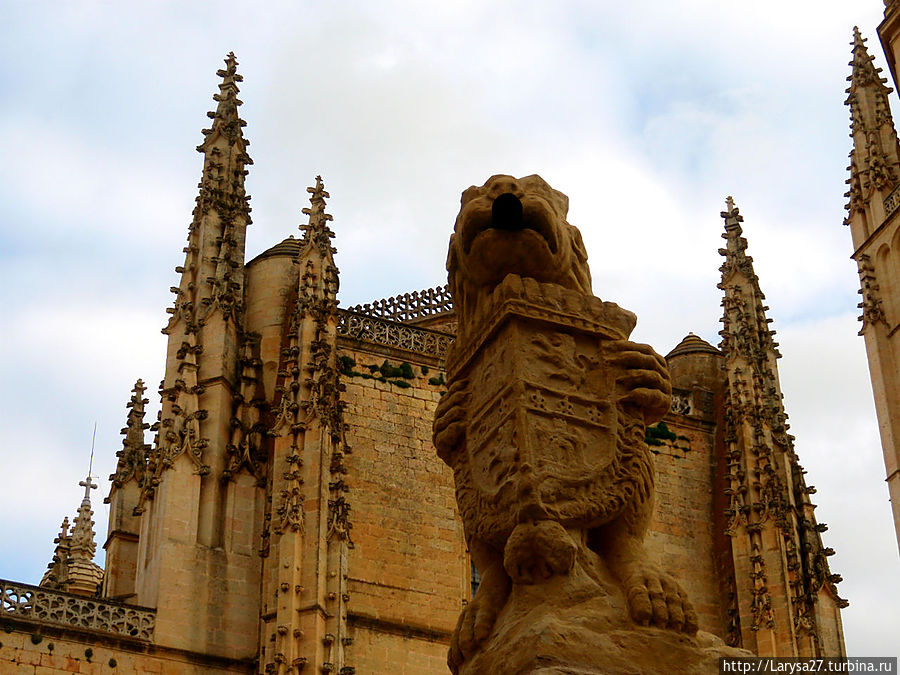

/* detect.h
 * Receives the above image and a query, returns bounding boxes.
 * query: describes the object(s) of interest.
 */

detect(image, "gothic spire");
[845,27,900,225]
[166,51,253,336]
[69,472,99,560]
[109,379,149,489]
[717,196,779,365]
[149,53,256,499]
[41,465,103,596]
[717,198,845,651]
[64,468,104,596]
[263,175,353,674]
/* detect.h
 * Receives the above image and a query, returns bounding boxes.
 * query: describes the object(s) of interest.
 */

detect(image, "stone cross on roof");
[78,476,98,498]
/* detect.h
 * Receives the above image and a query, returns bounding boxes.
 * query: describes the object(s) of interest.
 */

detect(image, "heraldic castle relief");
[16,4,900,670]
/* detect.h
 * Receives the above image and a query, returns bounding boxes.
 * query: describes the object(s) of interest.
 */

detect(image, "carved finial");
[721,196,743,227]
[109,379,150,489]
[71,464,99,559]
[716,200,778,355]
[299,175,336,255]
[201,51,249,147]
[296,175,339,304]
[720,196,745,239]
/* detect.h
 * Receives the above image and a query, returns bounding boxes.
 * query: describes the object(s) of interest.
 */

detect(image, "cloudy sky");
[1,0,898,657]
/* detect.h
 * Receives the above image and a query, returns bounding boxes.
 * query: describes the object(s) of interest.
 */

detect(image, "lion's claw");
[623,566,698,634]
[608,340,672,423]
[448,562,510,674]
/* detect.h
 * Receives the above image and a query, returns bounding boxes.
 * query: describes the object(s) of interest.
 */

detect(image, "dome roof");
[666,333,721,359]
[247,236,301,265]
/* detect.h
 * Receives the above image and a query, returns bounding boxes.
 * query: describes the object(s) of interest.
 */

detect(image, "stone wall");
[643,347,730,640]
[645,410,726,638]
[338,342,467,671]
[0,624,253,674]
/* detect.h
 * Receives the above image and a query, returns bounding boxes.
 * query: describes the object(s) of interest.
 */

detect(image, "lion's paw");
[607,340,672,424]
[622,564,698,634]
[448,565,510,674]
[503,519,576,584]
[433,378,470,463]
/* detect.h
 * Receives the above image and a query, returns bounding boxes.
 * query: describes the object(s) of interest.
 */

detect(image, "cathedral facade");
[0,35,857,674]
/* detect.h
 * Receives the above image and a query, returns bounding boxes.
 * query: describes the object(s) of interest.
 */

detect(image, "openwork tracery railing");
[0,579,155,641]
[885,183,900,220]
[345,285,453,322]
[336,310,453,358]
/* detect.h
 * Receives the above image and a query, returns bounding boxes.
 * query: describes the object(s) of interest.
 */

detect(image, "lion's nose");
[492,193,524,231]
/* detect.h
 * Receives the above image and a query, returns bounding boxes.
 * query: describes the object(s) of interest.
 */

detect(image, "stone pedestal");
[462,546,747,675]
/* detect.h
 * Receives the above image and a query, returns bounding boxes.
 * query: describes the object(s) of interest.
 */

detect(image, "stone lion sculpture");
[433,175,700,674]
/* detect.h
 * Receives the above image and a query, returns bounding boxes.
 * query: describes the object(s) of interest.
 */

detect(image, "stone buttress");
[129,52,264,659]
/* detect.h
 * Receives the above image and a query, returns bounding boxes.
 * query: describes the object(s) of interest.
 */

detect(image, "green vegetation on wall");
[337,354,443,390]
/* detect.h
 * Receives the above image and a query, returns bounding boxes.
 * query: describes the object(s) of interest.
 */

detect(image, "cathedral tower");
[845,24,900,550]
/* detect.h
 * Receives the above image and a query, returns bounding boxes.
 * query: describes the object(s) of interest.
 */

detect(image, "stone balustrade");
[344,285,453,322]
[0,578,155,641]
[336,309,453,358]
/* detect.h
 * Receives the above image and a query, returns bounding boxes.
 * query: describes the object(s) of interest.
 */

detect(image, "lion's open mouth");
[462,193,558,255]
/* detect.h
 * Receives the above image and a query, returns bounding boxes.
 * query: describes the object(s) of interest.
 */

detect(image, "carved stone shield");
[446,282,637,543]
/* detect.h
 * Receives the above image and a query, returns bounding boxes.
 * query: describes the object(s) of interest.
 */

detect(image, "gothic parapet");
[345,284,453,322]
[335,309,454,359]
[717,197,845,655]
[1,578,155,641]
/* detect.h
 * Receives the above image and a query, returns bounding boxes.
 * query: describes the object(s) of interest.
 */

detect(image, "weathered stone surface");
[464,546,746,674]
